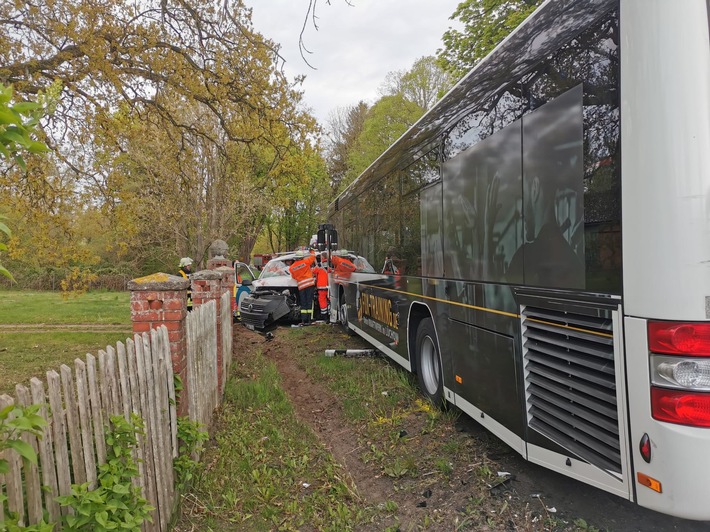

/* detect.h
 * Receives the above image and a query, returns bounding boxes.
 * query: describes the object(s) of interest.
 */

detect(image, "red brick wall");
[128,273,189,415]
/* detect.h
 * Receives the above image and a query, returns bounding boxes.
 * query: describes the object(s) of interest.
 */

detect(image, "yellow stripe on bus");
[345,281,614,339]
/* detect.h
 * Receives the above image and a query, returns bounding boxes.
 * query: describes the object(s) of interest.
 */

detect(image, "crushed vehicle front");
[239,253,302,330]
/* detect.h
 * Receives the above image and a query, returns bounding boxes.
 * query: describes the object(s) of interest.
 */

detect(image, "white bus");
[326,0,710,520]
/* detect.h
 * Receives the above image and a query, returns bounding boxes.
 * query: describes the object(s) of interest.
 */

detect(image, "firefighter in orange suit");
[289,250,317,325]
[331,251,356,281]
[314,254,330,321]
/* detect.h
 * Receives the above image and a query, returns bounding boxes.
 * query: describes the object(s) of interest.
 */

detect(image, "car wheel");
[415,318,444,407]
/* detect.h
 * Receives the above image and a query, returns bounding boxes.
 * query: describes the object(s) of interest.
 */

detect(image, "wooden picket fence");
[0,291,233,530]
[186,300,218,428]
[185,293,232,428]
[0,326,176,530]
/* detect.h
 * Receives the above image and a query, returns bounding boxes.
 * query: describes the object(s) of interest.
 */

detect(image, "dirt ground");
[233,324,710,531]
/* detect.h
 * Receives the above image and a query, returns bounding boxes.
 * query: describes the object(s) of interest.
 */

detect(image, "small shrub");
[57,414,154,531]
[0,403,46,474]
[173,416,208,491]
[0,403,47,529]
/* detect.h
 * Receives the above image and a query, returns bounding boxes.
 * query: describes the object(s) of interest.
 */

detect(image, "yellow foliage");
[60,267,99,296]
[0,0,328,280]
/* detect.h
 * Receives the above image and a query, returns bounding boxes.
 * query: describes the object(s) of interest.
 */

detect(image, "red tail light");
[651,386,710,427]
[648,321,710,356]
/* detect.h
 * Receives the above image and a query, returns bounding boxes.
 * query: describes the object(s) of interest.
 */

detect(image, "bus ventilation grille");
[522,305,621,476]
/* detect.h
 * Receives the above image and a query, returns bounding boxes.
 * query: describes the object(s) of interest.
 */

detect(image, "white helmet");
[179,257,193,268]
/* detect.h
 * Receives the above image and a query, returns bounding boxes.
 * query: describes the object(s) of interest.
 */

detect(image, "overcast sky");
[244,0,463,125]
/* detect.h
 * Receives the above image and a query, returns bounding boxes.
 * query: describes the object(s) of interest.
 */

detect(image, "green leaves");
[0,82,52,283]
[0,213,11,281]
[59,414,154,531]
[345,95,424,188]
[0,403,47,474]
[437,0,543,79]
[0,83,50,169]
[174,416,208,492]
[6,439,37,464]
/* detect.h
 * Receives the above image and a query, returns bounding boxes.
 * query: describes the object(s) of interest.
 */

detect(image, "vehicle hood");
[254,276,297,289]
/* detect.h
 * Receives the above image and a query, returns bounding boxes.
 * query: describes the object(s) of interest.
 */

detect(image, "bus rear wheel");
[337,289,352,333]
[339,299,348,328]
[415,318,444,407]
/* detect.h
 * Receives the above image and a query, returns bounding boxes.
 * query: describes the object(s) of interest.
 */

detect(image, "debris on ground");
[324,348,379,357]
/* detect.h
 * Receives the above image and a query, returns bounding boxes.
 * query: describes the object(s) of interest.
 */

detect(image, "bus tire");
[338,290,355,335]
[415,318,444,408]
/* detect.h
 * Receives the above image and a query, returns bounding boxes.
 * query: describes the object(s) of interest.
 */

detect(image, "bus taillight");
[651,387,710,427]
[648,321,710,356]
[649,321,710,426]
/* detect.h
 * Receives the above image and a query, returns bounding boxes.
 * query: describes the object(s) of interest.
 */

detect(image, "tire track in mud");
[236,325,427,530]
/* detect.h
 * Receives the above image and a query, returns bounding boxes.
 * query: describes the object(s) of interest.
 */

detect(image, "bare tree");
[324,102,369,192]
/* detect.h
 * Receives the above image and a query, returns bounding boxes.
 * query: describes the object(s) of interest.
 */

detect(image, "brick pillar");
[128,273,189,416]
[215,265,235,308]
[191,269,226,392]
[191,269,223,308]
[207,257,231,270]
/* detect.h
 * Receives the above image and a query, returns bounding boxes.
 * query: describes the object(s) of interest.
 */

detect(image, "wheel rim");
[420,335,440,396]
[340,301,348,327]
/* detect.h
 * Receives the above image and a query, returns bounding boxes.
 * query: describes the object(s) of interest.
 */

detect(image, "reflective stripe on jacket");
[289,255,316,290]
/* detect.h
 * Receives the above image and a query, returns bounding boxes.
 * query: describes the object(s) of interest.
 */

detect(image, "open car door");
[233,261,257,321]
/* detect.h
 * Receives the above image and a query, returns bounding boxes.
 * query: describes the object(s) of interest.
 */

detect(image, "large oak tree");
[0,0,321,280]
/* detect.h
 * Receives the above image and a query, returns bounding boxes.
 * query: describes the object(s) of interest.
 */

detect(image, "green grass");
[0,290,132,394]
[0,290,130,324]
[0,332,132,395]
[181,351,370,531]
[178,327,467,530]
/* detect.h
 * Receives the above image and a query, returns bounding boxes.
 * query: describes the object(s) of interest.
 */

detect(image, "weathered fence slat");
[30,377,60,521]
[163,326,178,459]
[86,353,106,466]
[46,370,72,510]
[213,301,219,419]
[75,359,97,488]
[153,327,175,514]
[0,473,4,522]
[125,338,146,494]
[15,385,43,525]
[60,364,87,485]
[221,292,232,393]
[97,350,112,419]
[134,333,159,531]
[117,342,132,420]
[0,394,25,525]
[186,310,197,424]
[126,338,143,421]
[105,345,121,417]
[143,331,167,531]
